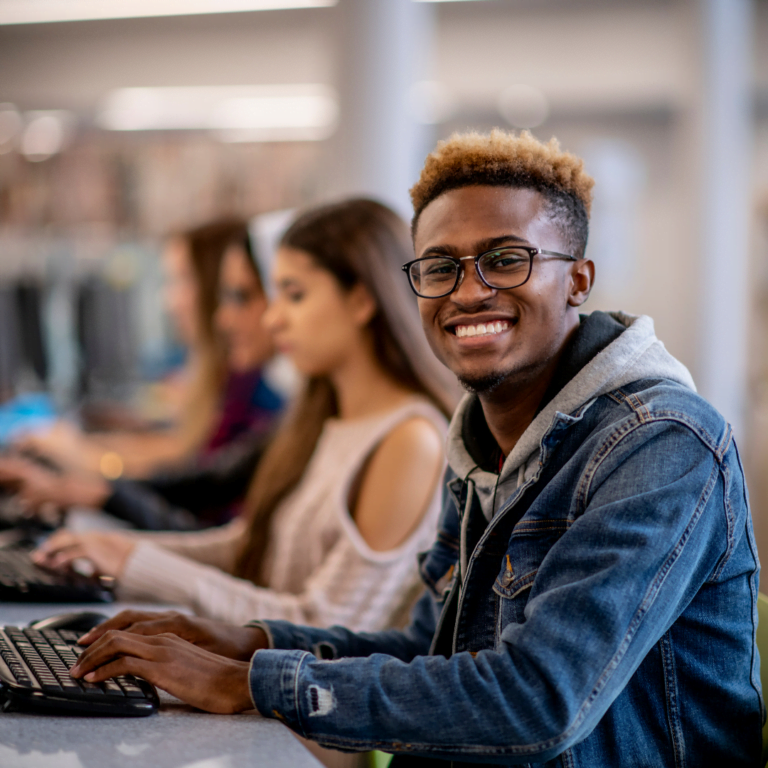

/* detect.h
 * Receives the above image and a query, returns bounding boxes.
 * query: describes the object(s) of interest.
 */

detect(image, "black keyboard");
[0,625,158,716]
[0,547,114,603]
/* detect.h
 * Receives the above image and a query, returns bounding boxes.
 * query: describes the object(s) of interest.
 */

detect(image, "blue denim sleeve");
[249,421,744,763]
[249,471,459,660]
[250,589,438,662]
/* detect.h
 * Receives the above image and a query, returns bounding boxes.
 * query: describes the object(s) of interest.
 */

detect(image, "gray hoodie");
[446,312,697,521]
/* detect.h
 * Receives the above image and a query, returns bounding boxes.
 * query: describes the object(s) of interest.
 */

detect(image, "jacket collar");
[446,311,696,520]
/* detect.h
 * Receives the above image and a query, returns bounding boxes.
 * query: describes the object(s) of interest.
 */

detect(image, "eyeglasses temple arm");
[538,249,578,261]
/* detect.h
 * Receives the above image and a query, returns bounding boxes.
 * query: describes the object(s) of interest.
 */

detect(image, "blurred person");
[0,225,283,530]
[17,219,280,479]
[33,199,456,635]
[67,132,760,767]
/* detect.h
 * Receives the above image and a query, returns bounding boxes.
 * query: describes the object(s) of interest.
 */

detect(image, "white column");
[330,0,435,219]
[697,0,754,439]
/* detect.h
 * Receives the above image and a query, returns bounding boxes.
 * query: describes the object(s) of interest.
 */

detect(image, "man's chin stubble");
[457,372,508,395]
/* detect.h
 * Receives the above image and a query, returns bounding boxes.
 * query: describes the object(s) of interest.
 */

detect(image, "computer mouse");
[27,611,109,633]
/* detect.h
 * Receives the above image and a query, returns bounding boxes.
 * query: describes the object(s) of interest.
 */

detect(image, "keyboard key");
[0,626,156,713]
[103,680,125,697]
[59,682,82,693]
[80,681,105,696]
[53,645,79,665]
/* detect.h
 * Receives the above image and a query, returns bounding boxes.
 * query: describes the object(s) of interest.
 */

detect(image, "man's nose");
[451,259,495,306]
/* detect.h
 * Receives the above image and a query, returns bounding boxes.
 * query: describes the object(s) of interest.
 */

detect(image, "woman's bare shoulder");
[351,415,445,552]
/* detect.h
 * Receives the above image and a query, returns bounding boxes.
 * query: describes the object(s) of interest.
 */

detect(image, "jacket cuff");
[249,648,312,733]
[244,620,275,649]
[246,619,314,651]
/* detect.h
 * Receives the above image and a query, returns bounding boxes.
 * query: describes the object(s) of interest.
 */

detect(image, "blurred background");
[0,0,767,572]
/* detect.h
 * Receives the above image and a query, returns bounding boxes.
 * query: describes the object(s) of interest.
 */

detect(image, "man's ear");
[347,283,378,327]
[567,259,595,307]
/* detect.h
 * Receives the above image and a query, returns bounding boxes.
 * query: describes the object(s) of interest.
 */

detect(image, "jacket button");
[500,555,515,587]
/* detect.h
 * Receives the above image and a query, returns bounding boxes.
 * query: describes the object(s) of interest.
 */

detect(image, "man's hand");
[79,610,268,662]
[32,531,135,578]
[69,631,255,714]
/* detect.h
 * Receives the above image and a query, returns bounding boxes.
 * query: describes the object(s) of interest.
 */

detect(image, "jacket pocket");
[493,520,570,636]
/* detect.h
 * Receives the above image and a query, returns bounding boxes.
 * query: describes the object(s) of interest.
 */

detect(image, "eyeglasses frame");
[401,245,580,299]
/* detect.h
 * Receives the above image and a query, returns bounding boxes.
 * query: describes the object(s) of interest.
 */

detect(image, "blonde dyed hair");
[410,129,595,257]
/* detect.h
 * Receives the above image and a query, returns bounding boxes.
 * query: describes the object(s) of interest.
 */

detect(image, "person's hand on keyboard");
[78,610,268,662]
[69,631,257,714]
[32,530,135,578]
[0,454,110,515]
[0,454,64,517]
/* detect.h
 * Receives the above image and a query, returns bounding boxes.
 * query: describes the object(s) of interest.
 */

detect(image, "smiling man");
[72,131,762,767]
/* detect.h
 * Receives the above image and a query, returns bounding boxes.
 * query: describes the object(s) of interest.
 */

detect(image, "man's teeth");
[455,321,509,338]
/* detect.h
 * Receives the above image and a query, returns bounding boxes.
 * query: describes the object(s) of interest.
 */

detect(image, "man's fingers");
[72,631,179,677]
[125,618,180,638]
[71,631,149,676]
[80,655,155,685]
[71,631,254,714]
[79,611,179,645]
[78,610,153,645]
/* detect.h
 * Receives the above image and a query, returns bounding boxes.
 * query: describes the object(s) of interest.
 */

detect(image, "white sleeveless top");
[118,397,448,631]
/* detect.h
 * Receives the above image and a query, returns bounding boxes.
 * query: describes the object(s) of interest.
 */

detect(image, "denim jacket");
[249,314,762,767]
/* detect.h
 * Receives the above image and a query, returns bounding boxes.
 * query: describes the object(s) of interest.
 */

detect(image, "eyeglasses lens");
[478,248,531,289]
[408,258,458,297]
[409,248,531,297]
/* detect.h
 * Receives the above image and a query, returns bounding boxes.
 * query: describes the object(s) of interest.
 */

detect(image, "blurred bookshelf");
[0,132,323,409]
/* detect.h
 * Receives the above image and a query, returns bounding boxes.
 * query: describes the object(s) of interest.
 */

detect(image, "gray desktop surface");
[0,602,323,768]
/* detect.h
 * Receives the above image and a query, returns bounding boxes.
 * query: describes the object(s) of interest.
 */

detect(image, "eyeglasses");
[402,246,578,299]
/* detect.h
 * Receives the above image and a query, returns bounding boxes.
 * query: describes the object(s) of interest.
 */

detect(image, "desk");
[0,602,323,768]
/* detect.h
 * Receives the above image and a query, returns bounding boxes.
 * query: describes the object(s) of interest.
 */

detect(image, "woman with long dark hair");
[34,199,457,632]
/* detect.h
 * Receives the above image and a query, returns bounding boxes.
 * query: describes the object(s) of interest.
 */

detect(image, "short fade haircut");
[410,129,595,258]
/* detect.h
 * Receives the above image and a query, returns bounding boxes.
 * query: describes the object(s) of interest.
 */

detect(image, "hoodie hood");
[446,312,696,520]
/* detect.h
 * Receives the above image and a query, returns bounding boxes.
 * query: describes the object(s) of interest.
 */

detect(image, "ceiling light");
[98,85,338,142]
[0,0,334,26]
[21,111,72,161]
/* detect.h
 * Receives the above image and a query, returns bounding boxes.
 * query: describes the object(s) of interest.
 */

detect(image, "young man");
[71,130,762,767]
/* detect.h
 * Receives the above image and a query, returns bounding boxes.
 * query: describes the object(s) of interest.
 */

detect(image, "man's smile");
[455,320,509,338]
[444,313,518,343]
